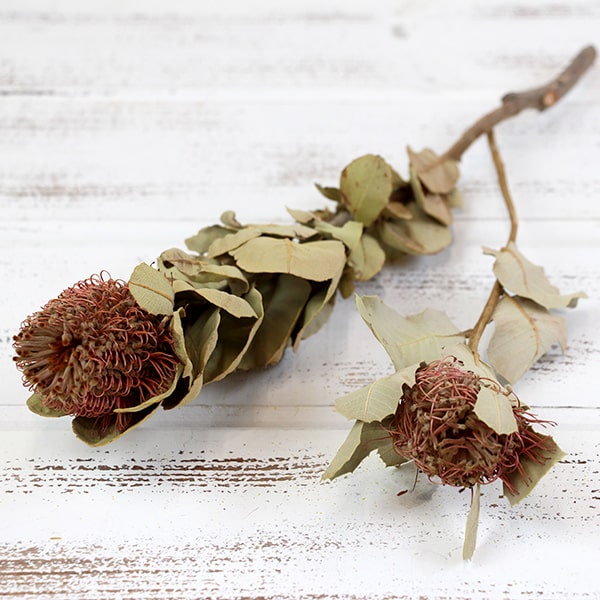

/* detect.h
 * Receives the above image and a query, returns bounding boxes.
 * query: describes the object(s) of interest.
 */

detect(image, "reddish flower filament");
[13,273,180,433]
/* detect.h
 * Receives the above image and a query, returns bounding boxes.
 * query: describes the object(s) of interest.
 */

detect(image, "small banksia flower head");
[13,274,180,433]
[389,357,553,493]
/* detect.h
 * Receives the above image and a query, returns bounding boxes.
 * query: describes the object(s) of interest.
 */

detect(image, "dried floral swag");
[13,45,595,557]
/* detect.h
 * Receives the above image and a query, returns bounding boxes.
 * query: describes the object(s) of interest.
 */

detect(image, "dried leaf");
[463,483,481,560]
[314,220,363,252]
[348,233,386,281]
[72,402,163,447]
[239,275,312,369]
[322,420,396,481]
[339,154,394,226]
[378,204,452,255]
[407,147,459,194]
[383,201,413,220]
[484,242,587,309]
[186,287,259,319]
[185,225,232,255]
[293,282,337,346]
[172,307,220,407]
[231,237,346,282]
[203,287,264,383]
[447,188,463,208]
[159,248,249,291]
[410,166,453,225]
[314,183,342,202]
[335,368,415,422]
[128,263,175,316]
[27,393,68,418]
[287,207,316,224]
[169,309,193,379]
[208,224,317,258]
[356,296,464,370]
[473,385,518,435]
[503,434,565,505]
[220,210,243,229]
[488,295,567,384]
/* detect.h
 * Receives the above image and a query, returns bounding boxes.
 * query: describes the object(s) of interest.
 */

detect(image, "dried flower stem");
[467,130,518,362]
[442,45,596,162]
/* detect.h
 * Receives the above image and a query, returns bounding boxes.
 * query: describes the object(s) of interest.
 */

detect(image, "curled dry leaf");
[484,242,587,309]
[407,147,459,195]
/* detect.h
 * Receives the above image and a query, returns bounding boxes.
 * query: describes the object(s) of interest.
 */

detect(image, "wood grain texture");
[1,0,599,598]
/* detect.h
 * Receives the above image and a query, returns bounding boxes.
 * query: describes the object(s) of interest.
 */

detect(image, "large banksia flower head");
[388,357,555,494]
[13,273,182,440]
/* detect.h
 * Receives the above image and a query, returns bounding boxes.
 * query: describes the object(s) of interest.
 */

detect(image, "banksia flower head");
[13,273,182,441]
[388,357,555,493]
[324,296,567,558]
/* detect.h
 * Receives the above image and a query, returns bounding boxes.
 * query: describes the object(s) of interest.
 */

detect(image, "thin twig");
[442,45,596,162]
[487,130,518,244]
[467,131,520,360]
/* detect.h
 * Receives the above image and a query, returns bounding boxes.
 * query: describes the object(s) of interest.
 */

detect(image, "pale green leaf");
[322,420,392,481]
[447,188,463,208]
[128,263,175,315]
[203,287,264,383]
[335,368,415,422]
[463,483,481,560]
[314,183,342,202]
[484,242,587,309]
[356,296,464,370]
[159,248,249,291]
[208,224,317,258]
[185,225,232,255]
[383,201,413,220]
[293,257,345,347]
[488,295,568,384]
[220,210,243,229]
[239,274,311,369]
[410,166,453,225]
[185,308,220,379]
[294,290,335,346]
[231,237,346,282]
[339,154,394,226]
[27,393,68,418]
[473,385,518,435]
[407,147,459,194]
[72,402,163,447]
[170,309,193,379]
[378,204,452,255]
[163,308,221,409]
[287,207,316,224]
[503,434,565,505]
[186,288,258,319]
[348,233,386,281]
[314,220,363,252]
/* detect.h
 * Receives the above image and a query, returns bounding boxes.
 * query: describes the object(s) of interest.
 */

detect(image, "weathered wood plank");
[0,425,598,599]
[1,1,599,598]
[0,97,597,223]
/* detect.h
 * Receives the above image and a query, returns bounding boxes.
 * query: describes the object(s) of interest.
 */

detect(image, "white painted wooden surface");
[1,1,599,598]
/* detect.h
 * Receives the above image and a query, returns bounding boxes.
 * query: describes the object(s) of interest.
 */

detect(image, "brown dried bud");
[13,274,181,433]
[388,358,553,492]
